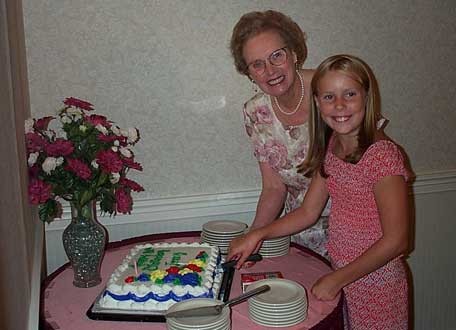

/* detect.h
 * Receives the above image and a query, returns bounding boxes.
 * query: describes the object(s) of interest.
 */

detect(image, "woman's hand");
[311,272,342,301]
[227,230,263,270]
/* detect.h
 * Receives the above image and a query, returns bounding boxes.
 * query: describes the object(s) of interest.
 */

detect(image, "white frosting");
[100,242,224,311]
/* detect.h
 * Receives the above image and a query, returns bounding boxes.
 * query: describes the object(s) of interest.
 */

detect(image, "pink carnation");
[28,179,52,204]
[63,97,94,110]
[85,114,111,128]
[26,132,47,152]
[45,138,74,156]
[65,158,92,180]
[96,149,124,173]
[34,116,54,130]
[122,157,143,171]
[97,134,118,143]
[115,188,132,214]
[119,177,144,192]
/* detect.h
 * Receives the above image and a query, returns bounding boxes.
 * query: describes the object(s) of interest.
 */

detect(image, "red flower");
[65,158,92,180]
[122,157,143,171]
[25,132,47,152]
[85,114,111,128]
[115,188,132,214]
[119,177,144,192]
[28,164,40,178]
[97,134,118,143]
[28,179,52,204]
[34,116,54,130]
[96,149,123,173]
[45,138,74,156]
[63,97,94,111]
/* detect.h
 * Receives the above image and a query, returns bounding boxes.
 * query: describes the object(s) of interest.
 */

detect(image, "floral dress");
[325,138,409,329]
[243,92,330,257]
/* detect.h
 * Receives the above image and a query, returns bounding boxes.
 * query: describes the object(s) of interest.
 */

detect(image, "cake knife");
[165,284,270,318]
[217,253,262,273]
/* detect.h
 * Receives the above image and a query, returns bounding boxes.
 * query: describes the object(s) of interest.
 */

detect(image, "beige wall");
[19,1,456,329]
[22,0,456,201]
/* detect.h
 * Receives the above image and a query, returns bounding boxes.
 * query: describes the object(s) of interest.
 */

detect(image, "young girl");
[228,54,410,329]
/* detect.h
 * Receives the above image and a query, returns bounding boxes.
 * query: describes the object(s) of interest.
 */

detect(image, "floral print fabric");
[243,92,329,257]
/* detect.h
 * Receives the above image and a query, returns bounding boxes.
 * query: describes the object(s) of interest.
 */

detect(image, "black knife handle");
[221,253,262,270]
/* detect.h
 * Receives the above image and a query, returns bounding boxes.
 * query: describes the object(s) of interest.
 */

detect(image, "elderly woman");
[230,10,330,257]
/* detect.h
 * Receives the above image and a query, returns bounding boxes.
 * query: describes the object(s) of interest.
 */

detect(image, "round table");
[41,232,343,330]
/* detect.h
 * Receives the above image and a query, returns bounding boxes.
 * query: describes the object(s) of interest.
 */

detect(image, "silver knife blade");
[165,284,270,318]
[165,303,224,318]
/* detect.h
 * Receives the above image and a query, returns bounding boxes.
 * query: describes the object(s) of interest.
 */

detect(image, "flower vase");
[62,201,107,288]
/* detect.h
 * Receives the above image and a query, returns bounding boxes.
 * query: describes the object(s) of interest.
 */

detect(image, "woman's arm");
[311,175,409,300]
[228,172,329,268]
[251,162,288,229]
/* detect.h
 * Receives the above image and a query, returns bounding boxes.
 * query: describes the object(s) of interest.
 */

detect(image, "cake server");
[165,284,270,318]
[217,253,262,273]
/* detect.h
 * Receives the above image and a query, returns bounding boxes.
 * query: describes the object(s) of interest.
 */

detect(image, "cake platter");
[86,266,235,323]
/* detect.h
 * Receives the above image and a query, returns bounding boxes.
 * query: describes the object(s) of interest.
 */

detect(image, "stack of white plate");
[166,298,231,330]
[201,220,247,255]
[247,278,307,328]
[258,235,290,257]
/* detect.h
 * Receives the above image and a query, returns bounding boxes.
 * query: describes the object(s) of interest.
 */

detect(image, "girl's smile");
[315,70,367,139]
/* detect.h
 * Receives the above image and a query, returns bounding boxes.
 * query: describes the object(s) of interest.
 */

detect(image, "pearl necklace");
[273,70,304,116]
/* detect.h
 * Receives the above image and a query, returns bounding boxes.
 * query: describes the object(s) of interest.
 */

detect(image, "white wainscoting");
[44,170,456,330]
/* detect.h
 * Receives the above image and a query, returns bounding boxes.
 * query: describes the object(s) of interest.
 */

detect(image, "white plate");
[202,220,247,234]
[249,298,307,312]
[249,310,306,327]
[249,303,306,318]
[246,278,306,307]
[249,309,306,322]
[165,298,230,328]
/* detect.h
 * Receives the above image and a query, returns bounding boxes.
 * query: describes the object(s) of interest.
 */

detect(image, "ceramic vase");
[62,201,107,288]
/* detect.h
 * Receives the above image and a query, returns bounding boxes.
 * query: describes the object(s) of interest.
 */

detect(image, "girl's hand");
[227,230,263,269]
[311,273,341,301]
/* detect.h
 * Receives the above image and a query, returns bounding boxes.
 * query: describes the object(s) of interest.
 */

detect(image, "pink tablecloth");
[41,232,342,330]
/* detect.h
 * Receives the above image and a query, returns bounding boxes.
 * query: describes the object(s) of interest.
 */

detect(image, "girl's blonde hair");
[299,54,381,177]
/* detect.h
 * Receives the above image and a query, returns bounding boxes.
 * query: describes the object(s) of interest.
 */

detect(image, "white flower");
[42,157,58,174]
[114,140,120,146]
[28,152,39,166]
[95,124,108,135]
[73,113,82,121]
[43,130,55,139]
[61,115,72,124]
[79,125,87,132]
[66,107,82,116]
[111,125,121,136]
[111,146,118,152]
[126,127,139,144]
[120,147,132,158]
[91,159,99,169]
[56,157,64,166]
[24,119,34,133]
[110,173,120,184]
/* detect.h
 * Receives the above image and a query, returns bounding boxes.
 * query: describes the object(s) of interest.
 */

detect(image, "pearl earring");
[250,79,259,94]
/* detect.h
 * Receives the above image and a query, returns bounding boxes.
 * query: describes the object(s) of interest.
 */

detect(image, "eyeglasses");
[247,47,288,76]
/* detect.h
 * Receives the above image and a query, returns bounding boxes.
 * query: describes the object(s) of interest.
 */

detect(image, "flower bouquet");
[25,96,144,287]
[25,96,144,222]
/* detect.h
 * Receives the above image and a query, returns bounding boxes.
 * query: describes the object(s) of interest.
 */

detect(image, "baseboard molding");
[44,170,456,273]
[45,169,456,231]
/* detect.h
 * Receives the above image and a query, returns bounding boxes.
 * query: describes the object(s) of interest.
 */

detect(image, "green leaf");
[38,199,60,223]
